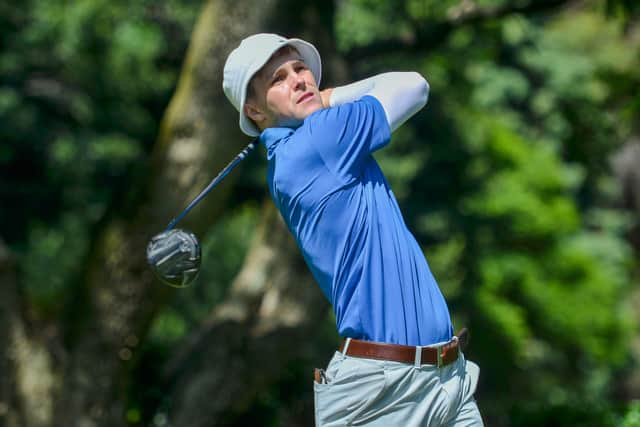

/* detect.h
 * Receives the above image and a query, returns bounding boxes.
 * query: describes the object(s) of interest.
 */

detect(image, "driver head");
[146,229,201,288]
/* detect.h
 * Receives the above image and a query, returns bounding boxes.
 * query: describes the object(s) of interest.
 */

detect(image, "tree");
[1,0,638,426]
[1,0,338,425]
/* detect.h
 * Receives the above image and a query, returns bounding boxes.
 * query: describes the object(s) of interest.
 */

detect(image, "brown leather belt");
[339,328,469,368]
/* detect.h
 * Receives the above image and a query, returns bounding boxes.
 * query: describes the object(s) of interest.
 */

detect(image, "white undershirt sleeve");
[329,72,429,132]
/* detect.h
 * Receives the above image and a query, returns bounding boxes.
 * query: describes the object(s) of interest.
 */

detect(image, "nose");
[293,73,305,91]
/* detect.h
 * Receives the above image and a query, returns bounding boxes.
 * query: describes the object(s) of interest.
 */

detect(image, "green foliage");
[1,0,199,310]
[620,401,640,427]
[21,214,89,317]
[2,0,640,425]
[462,115,583,238]
[358,2,638,424]
[335,0,412,51]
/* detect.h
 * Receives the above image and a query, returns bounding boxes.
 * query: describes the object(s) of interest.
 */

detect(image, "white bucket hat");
[223,33,322,137]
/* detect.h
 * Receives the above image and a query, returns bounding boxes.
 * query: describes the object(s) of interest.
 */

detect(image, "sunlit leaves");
[356,2,640,416]
[2,0,639,424]
[108,21,173,97]
[462,116,583,238]
[466,62,530,108]
[619,401,640,427]
[335,0,413,51]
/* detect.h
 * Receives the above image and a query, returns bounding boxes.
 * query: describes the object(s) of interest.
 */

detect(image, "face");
[244,48,323,131]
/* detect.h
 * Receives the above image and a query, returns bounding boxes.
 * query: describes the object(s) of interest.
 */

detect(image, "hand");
[320,88,334,108]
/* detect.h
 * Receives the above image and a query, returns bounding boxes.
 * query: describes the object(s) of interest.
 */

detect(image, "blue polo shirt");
[260,95,452,346]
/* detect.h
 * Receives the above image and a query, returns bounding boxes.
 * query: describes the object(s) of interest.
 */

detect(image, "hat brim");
[239,38,322,137]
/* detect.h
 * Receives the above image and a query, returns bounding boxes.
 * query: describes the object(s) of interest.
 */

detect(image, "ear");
[244,102,267,127]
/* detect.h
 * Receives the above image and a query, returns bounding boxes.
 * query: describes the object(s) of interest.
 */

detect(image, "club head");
[146,229,201,288]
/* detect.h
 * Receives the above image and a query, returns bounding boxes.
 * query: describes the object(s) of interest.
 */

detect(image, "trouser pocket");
[314,356,387,426]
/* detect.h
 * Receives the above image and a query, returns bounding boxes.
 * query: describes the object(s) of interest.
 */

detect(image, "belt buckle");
[436,345,443,367]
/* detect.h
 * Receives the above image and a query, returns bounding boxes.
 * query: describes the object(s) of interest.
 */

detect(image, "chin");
[301,101,323,116]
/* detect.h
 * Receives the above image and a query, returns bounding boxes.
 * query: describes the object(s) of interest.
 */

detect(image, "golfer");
[223,33,483,426]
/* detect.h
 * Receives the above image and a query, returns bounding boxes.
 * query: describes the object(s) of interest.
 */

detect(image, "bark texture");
[611,138,640,399]
[1,240,59,427]
[612,138,640,249]
[163,203,330,426]
[157,1,346,425]
[0,240,22,427]
[3,1,343,425]
[53,0,276,425]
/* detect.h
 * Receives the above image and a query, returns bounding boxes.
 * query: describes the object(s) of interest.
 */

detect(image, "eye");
[271,73,285,86]
[294,63,307,72]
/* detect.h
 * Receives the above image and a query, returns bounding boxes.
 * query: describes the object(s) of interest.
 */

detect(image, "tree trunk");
[158,1,347,425]
[0,240,58,427]
[612,138,640,250]
[53,0,277,425]
[162,203,330,426]
[611,138,640,399]
[46,0,346,424]
[0,239,23,427]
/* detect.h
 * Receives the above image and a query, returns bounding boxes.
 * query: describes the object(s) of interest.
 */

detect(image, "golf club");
[146,139,257,288]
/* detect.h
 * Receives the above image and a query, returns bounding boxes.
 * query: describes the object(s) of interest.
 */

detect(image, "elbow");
[412,72,429,107]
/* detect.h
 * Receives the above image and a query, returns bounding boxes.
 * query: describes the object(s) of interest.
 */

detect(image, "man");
[223,33,483,427]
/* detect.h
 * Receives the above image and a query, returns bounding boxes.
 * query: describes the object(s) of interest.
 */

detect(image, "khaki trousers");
[314,350,483,426]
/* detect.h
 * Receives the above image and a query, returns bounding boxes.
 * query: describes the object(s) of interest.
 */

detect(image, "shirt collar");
[259,127,296,156]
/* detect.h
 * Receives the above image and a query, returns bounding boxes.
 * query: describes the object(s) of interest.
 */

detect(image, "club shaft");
[165,140,257,231]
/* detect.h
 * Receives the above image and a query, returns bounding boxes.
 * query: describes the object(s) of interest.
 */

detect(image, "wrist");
[320,88,334,108]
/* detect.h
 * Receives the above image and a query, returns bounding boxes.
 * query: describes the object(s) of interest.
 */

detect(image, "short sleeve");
[301,95,391,181]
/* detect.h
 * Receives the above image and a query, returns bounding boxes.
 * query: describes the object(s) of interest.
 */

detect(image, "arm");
[324,72,429,132]
[320,88,334,110]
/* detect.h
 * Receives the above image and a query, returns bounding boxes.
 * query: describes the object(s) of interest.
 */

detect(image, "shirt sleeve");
[329,72,429,132]
[302,95,391,181]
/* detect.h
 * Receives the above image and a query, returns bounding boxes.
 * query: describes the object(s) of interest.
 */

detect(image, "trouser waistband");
[339,328,469,368]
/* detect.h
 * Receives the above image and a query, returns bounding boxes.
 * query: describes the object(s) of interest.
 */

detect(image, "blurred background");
[1,0,639,426]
